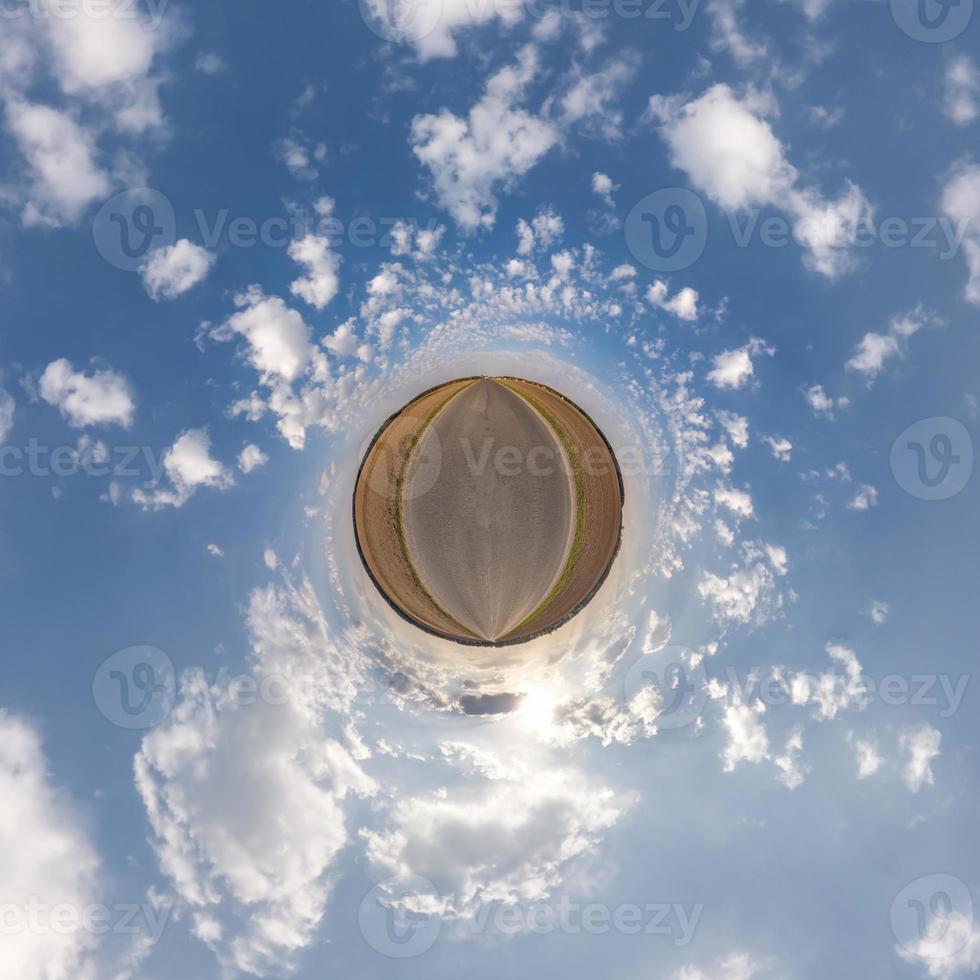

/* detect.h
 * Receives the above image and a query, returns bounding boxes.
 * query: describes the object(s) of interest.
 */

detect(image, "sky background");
[1,0,979,978]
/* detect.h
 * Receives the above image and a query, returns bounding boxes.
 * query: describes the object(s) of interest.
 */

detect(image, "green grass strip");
[496,381,586,639]
[393,381,482,641]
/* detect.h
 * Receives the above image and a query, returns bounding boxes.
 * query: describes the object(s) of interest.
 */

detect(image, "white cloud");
[707,338,773,390]
[140,239,215,301]
[940,162,980,304]
[848,484,879,511]
[361,0,524,60]
[133,428,233,510]
[900,724,941,792]
[762,435,792,461]
[363,766,627,918]
[698,558,779,625]
[207,543,224,557]
[0,710,102,980]
[289,234,341,310]
[218,288,315,383]
[5,100,110,226]
[516,207,565,255]
[944,56,980,126]
[592,171,617,207]
[647,280,699,320]
[715,485,754,518]
[411,46,559,230]
[790,644,866,721]
[803,383,849,419]
[0,387,14,442]
[136,580,376,976]
[721,699,769,771]
[717,410,749,448]
[238,443,268,474]
[897,910,980,980]
[773,728,807,789]
[558,55,638,140]
[39,357,135,428]
[845,307,939,381]
[853,737,882,778]
[868,599,889,625]
[676,951,769,980]
[650,85,872,277]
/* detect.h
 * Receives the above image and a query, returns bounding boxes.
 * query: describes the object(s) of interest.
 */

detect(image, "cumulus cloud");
[790,644,867,721]
[845,306,939,382]
[4,100,110,226]
[217,288,315,383]
[896,909,980,979]
[238,443,268,473]
[803,383,849,419]
[411,46,559,230]
[39,357,135,428]
[516,207,565,255]
[361,0,524,60]
[650,85,872,277]
[132,428,233,510]
[140,239,215,301]
[136,579,375,976]
[363,766,628,919]
[940,162,980,304]
[944,56,980,126]
[0,710,102,980]
[721,699,769,771]
[868,599,889,625]
[592,171,617,207]
[707,338,773,390]
[847,484,879,511]
[647,280,699,320]
[900,724,941,792]
[558,54,639,140]
[853,736,882,779]
[289,234,341,311]
[2,3,175,223]
[762,435,792,461]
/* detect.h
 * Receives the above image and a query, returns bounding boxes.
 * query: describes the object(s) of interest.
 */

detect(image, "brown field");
[352,376,624,647]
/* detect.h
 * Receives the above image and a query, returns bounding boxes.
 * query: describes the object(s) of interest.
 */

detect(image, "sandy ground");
[353,376,624,646]
[496,377,624,644]
[353,378,481,640]
[402,379,575,642]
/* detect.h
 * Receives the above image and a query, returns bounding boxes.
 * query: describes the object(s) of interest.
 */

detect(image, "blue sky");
[1,0,979,978]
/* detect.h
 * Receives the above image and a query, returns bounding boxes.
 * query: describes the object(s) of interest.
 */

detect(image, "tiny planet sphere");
[353,377,624,646]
